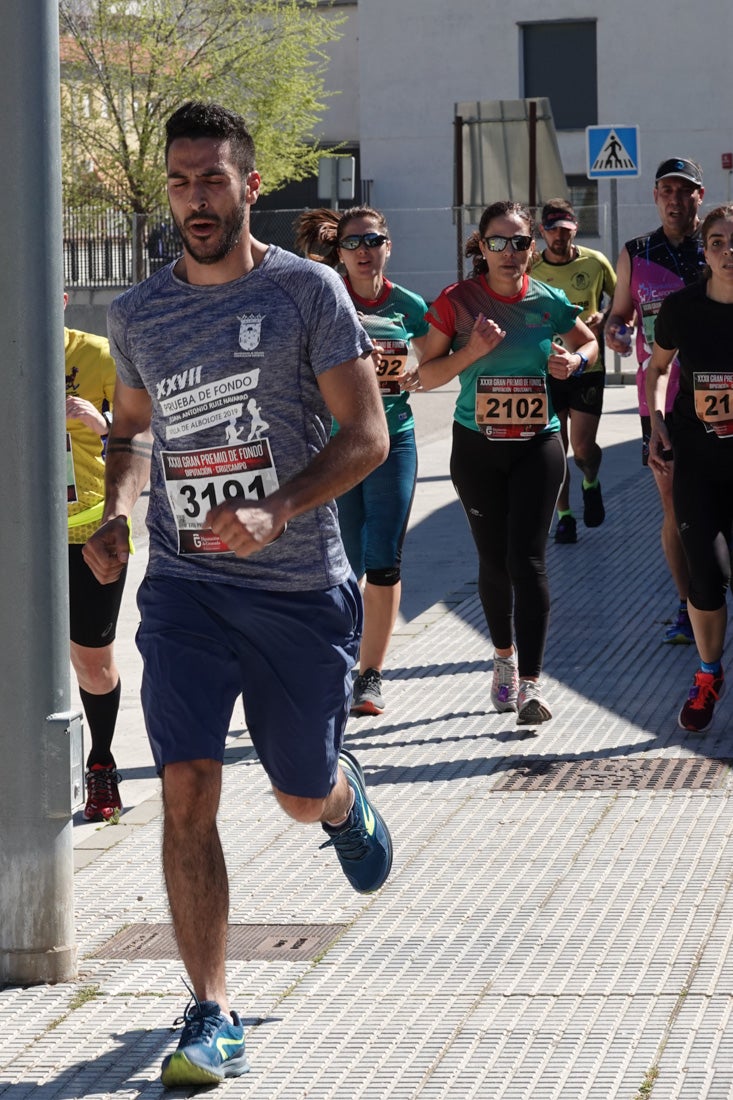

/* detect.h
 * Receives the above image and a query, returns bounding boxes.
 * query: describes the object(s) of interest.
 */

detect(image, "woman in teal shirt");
[410,201,597,724]
[296,206,428,716]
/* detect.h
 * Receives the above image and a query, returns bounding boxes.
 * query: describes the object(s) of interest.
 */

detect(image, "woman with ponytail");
[411,201,597,724]
[295,206,429,715]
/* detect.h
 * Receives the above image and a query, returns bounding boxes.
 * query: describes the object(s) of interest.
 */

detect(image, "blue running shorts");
[136,573,362,797]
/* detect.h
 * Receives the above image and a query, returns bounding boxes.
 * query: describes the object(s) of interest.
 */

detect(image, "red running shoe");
[83,763,122,821]
[678,669,725,733]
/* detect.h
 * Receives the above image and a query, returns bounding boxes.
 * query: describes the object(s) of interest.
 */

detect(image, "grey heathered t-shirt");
[107,245,372,590]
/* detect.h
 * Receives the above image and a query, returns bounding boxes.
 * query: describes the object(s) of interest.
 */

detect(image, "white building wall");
[316,0,733,300]
[314,1,360,144]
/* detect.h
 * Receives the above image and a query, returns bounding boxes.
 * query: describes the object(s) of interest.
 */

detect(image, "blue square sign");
[586,126,640,179]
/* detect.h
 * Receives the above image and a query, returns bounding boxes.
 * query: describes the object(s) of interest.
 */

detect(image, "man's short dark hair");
[165,101,256,179]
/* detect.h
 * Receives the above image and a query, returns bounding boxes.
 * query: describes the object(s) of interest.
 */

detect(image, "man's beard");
[549,240,572,260]
[174,199,247,265]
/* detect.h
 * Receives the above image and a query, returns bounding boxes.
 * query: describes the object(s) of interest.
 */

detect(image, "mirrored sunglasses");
[483,234,533,252]
[339,233,389,250]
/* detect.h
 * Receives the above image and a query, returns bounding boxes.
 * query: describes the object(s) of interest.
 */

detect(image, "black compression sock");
[81,679,121,768]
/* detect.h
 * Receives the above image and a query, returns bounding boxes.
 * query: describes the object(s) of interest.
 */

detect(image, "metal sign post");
[586,124,641,262]
[0,1,78,984]
[587,125,641,377]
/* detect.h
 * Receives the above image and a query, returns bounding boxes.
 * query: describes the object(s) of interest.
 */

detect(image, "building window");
[567,175,600,237]
[522,21,597,131]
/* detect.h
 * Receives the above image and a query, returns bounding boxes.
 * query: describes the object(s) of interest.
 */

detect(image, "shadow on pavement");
[364,433,733,768]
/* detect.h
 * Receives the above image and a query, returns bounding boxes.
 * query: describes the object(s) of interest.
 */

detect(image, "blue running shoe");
[161,994,249,1088]
[663,603,694,645]
[320,748,393,893]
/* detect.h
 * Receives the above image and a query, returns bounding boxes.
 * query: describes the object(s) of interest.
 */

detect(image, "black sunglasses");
[339,233,389,250]
[483,234,533,252]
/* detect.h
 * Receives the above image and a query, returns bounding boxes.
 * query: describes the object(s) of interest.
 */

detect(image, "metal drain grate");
[494,756,733,792]
[93,923,347,961]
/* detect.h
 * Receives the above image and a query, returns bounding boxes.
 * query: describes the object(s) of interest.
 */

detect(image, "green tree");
[59,0,344,214]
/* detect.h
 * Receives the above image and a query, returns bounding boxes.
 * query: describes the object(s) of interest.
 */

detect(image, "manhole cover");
[494,756,732,792]
[93,923,347,961]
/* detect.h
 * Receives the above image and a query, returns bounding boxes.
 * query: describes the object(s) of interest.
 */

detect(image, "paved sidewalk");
[3,384,733,1099]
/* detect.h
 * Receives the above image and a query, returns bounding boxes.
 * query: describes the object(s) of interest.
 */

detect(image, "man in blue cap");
[606,157,705,644]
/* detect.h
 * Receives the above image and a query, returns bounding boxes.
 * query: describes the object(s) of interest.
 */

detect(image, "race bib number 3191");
[475,376,548,440]
[162,439,280,554]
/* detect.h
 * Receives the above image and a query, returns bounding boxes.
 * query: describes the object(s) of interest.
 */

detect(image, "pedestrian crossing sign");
[586,126,640,179]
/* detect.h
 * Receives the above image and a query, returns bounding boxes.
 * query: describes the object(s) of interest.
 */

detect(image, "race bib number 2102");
[475,376,548,440]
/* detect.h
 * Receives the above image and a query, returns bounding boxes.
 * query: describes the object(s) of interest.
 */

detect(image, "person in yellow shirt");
[533,199,616,543]
[65,294,126,820]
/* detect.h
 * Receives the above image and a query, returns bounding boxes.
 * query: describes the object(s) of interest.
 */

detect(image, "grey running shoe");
[351,667,385,715]
[491,653,518,712]
[517,679,552,724]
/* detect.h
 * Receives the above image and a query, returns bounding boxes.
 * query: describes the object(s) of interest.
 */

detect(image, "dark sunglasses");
[339,233,389,250]
[483,234,533,252]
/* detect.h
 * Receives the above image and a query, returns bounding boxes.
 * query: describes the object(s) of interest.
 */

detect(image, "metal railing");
[63,207,307,287]
[63,208,135,287]
[65,200,676,293]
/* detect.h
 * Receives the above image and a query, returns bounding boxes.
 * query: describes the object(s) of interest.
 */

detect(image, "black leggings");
[450,423,565,678]
[673,427,733,611]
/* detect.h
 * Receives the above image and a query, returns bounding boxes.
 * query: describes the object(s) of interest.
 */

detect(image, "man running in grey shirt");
[84,101,392,1089]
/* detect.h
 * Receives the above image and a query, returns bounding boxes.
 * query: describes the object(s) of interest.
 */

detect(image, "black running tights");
[450,423,565,678]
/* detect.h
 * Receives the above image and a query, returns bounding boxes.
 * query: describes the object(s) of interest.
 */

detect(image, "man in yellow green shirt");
[533,199,616,543]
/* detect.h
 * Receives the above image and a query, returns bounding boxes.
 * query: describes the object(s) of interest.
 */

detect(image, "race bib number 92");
[375,338,409,395]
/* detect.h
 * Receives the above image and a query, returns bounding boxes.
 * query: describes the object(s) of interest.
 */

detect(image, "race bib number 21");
[693,373,733,438]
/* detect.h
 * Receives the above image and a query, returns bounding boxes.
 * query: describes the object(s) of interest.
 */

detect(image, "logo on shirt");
[238,313,264,351]
[571,272,591,291]
[524,311,552,328]
[65,366,79,394]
